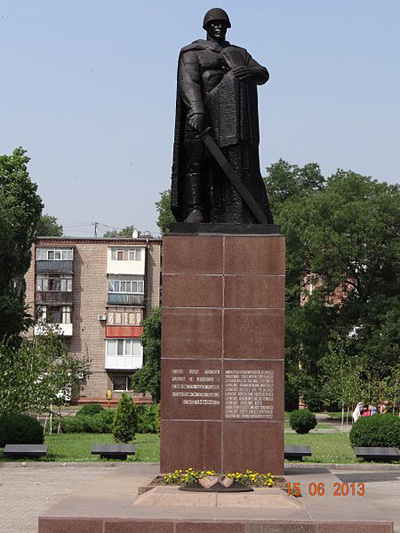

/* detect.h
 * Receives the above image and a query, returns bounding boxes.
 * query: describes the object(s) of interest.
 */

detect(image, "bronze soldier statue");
[171,8,273,225]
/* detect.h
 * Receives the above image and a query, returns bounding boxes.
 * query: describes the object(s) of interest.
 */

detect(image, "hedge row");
[350,414,400,447]
[60,403,158,434]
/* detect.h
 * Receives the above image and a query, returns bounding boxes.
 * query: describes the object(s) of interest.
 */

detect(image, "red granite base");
[38,517,393,533]
[160,233,286,475]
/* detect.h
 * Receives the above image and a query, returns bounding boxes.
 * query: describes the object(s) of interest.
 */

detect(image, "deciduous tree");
[0,147,43,340]
[103,225,135,238]
[35,214,63,237]
[0,327,90,415]
[265,161,400,410]
[155,190,174,235]
[131,307,161,402]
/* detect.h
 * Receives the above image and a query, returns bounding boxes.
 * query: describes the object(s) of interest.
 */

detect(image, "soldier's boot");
[184,208,204,223]
[183,172,207,223]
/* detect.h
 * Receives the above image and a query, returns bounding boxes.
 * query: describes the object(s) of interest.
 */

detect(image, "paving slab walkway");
[1,462,400,532]
[0,462,158,533]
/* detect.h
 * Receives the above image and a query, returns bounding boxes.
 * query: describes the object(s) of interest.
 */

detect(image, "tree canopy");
[0,327,90,415]
[103,225,136,238]
[131,307,161,402]
[0,147,43,340]
[35,214,63,237]
[155,190,175,235]
[265,160,400,410]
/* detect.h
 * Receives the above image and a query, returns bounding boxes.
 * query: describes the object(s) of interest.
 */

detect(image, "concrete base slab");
[134,486,301,509]
[38,464,394,532]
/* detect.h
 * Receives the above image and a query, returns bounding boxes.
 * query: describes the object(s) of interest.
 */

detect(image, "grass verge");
[285,432,356,463]
[1,431,397,465]
[0,433,159,462]
[284,422,332,430]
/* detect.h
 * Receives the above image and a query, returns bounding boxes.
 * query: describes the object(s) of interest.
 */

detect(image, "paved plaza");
[1,462,400,532]
[0,463,126,533]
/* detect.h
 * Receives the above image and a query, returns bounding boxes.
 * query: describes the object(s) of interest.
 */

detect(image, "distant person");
[362,405,372,417]
[379,401,388,414]
[352,402,363,422]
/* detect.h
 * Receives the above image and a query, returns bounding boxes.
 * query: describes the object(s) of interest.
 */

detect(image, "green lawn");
[0,430,392,465]
[319,411,352,420]
[0,433,160,463]
[284,422,332,430]
[285,432,356,463]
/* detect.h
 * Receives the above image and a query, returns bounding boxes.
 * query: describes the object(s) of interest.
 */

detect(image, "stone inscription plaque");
[224,369,274,419]
[170,368,221,406]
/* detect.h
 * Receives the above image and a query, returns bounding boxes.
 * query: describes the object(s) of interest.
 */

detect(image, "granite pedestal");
[160,228,285,475]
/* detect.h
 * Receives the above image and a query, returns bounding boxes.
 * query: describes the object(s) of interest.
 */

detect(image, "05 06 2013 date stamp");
[286,482,366,497]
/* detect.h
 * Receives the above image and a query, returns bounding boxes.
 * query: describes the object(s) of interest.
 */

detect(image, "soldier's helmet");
[202,8,231,30]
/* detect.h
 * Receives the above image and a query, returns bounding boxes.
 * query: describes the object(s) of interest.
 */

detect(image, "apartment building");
[25,236,162,404]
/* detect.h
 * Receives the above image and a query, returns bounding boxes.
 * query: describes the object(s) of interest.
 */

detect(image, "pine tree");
[112,393,137,443]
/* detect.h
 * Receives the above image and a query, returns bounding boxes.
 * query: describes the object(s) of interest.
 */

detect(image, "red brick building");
[25,236,161,404]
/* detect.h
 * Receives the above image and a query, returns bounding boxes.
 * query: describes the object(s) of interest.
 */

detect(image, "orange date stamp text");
[285,482,366,497]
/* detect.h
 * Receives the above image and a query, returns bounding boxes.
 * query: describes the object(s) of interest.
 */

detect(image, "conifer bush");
[0,414,44,446]
[289,409,317,434]
[112,393,137,443]
[350,414,400,448]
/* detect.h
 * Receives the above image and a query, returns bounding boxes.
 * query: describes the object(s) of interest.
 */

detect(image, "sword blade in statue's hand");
[196,127,269,224]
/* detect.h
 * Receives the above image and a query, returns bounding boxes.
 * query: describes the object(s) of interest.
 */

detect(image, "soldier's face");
[207,21,228,40]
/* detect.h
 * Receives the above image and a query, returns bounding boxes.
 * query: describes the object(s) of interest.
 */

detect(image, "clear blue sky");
[1,1,399,236]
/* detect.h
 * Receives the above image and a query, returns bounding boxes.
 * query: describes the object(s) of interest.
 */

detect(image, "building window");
[38,305,71,324]
[110,248,142,261]
[36,248,73,261]
[36,274,73,292]
[112,374,132,392]
[106,339,142,356]
[62,306,71,323]
[107,311,142,325]
[107,276,144,295]
[128,249,141,261]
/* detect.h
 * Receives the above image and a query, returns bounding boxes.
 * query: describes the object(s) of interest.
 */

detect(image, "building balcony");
[34,322,73,337]
[36,260,73,273]
[107,293,144,306]
[105,354,143,371]
[105,325,143,339]
[35,291,73,304]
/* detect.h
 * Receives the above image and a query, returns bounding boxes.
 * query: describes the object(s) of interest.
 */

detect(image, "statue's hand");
[188,113,206,132]
[232,66,254,81]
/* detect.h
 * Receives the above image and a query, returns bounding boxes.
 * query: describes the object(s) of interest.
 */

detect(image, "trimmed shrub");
[290,409,317,434]
[61,404,160,435]
[112,393,137,443]
[136,404,158,434]
[60,410,115,434]
[86,410,115,432]
[76,403,104,417]
[0,414,44,446]
[60,416,86,433]
[350,414,400,448]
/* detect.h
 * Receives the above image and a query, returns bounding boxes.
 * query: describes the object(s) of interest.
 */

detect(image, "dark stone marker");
[160,231,285,475]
